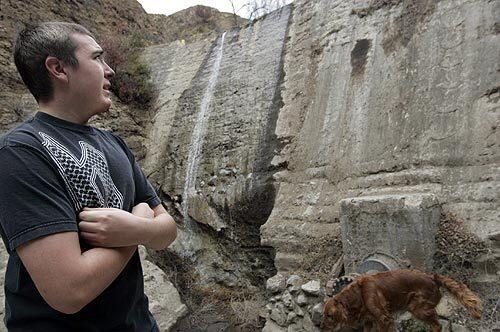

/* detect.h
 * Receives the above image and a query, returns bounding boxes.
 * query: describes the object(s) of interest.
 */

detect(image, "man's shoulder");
[94,127,118,141]
[0,117,40,150]
[96,129,132,154]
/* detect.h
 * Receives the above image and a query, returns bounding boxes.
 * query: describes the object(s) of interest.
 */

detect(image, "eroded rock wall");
[142,0,498,294]
[137,0,499,329]
[142,6,291,292]
[262,0,499,278]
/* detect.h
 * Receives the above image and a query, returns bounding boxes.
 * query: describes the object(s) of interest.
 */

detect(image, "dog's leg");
[363,320,374,332]
[408,295,442,332]
[410,308,441,332]
[364,290,396,332]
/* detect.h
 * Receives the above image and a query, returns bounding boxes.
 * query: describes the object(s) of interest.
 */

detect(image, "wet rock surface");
[141,6,292,328]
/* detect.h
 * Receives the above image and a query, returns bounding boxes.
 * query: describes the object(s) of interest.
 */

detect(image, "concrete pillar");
[340,194,441,273]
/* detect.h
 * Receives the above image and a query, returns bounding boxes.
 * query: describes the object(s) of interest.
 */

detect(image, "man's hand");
[78,203,176,250]
[79,207,149,247]
[132,202,155,219]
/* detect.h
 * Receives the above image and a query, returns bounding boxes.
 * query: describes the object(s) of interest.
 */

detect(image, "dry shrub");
[190,284,238,303]
[433,212,487,280]
[100,30,155,108]
[184,284,265,330]
[301,235,343,281]
[433,212,498,331]
[229,294,266,330]
[185,301,219,328]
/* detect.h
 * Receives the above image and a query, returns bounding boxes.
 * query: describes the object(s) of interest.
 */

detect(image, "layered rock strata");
[141,0,498,328]
[142,5,292,290]
[261,0,499,277]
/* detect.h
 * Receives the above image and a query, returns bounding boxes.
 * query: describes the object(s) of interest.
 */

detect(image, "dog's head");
[322,297,349,331]
[321,281,365,331]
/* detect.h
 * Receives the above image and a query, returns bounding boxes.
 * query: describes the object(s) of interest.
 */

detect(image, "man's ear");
[45,56,69,83]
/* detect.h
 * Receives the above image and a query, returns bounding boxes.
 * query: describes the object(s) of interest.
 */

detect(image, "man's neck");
[38,98,91,125]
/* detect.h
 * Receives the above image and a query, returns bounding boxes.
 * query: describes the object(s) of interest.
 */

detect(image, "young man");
[0,22,177,331]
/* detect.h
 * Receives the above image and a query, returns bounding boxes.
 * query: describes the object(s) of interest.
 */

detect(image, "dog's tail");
[433,274,482,319]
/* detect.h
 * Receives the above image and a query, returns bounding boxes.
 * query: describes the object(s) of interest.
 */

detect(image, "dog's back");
[363,270,482,318]
[357,269,442,312]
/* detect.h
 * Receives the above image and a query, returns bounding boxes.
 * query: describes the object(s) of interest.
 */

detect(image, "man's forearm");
[17,232,137,315]
[60,204,149,313]
[78,204,177,250]
[73,245,136,310]
[137,213,177,250]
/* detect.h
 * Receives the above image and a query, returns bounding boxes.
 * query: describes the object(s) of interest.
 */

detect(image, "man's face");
[65,33,115,117]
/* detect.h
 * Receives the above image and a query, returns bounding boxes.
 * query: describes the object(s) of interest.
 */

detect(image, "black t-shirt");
[0,112,161,331]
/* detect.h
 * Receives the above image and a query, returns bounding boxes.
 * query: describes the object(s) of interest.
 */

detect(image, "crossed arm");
[16,203,177,314]
[78,203,177,250]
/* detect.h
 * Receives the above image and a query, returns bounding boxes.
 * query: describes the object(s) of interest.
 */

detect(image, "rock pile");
[262,274,324,332]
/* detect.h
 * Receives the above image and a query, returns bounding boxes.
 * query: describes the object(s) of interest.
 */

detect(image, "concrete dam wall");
[141,0,498,329]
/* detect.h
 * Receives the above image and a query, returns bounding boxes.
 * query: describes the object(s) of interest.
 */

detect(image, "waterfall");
[182,32,227,220]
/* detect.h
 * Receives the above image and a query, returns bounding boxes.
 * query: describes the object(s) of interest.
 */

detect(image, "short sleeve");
[0,145,78,252]
[108,133,161,208]
[131,160,161,208]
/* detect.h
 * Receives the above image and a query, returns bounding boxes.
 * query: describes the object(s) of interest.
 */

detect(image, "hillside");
[0,0,245,133]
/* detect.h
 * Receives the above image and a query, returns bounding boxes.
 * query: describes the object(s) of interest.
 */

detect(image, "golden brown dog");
[322,269,482,332]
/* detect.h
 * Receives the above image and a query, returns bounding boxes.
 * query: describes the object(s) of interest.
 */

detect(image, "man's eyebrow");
[91,50,104,56]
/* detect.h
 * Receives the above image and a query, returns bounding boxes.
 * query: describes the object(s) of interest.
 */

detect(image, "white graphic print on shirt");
[38,132,124,210]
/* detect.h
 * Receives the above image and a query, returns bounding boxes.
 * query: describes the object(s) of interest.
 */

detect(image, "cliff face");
[142,5,291,291]
[263,0,499,270]
[143,0,498,269]
[141,0,499,329]
[264,0,498,272]
[0,0,244,136]
[0,1,244,330]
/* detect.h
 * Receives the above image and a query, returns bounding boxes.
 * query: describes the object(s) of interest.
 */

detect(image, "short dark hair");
[13,22,94,102]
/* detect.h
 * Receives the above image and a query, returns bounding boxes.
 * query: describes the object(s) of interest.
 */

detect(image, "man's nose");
[104,61,115,78]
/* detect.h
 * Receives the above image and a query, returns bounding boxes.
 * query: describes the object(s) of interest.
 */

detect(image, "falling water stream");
[182,32,227,222]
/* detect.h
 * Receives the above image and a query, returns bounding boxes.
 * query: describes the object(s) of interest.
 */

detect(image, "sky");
[136,0,292,19]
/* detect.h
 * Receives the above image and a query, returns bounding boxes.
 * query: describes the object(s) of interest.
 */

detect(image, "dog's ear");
[351,283,364,307]
[322,299,335,326]
[335,300,349,321]
[323,298,333,314]
[324,297,339,307]
[340,283,364,313]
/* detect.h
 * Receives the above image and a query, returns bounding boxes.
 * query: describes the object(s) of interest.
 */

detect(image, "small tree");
[194,6,213,23]
[229,0,290,22]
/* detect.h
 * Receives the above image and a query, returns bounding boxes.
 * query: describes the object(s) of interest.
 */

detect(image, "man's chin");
[100,99,113,112]
[91,104,112,118]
